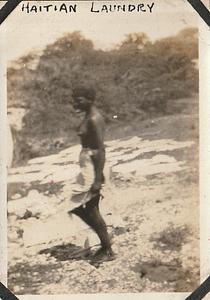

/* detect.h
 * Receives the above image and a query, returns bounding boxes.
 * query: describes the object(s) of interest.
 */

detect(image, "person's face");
[72,96,90,112]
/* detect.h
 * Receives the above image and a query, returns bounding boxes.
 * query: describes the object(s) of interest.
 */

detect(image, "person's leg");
[85,195,114,258]
[71,195,115,260]
[70,205,92,227]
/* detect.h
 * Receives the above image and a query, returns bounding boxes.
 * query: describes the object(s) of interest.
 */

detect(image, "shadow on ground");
[39,243,91,261]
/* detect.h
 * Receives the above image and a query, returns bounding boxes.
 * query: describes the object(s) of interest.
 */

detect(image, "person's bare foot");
[92,247,116,263]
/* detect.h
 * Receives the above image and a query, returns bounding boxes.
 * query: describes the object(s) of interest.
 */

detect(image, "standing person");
[69,85,115,262]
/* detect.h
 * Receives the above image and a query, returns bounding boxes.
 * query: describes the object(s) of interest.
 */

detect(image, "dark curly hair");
[72,86,96,102]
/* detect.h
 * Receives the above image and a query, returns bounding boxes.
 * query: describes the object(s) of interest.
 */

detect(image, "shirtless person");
[69,85,115,261]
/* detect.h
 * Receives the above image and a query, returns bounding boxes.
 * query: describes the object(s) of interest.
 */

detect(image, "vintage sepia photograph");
[4,0,200,295]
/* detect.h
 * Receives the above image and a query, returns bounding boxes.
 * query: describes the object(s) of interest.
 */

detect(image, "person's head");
[72,86,96,112]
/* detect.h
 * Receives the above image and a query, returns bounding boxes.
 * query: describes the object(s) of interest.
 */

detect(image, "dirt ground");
[7,100,199,294]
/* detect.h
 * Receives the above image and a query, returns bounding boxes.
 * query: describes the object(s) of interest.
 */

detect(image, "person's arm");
[88,117,105,192]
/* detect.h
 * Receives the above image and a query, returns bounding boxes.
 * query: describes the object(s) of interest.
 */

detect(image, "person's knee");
[86,195,100,209]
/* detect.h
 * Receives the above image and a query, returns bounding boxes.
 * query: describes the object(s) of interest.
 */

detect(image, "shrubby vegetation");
[8,28,198,165]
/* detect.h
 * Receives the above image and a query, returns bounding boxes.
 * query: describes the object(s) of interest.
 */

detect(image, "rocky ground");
[7,109,199,294]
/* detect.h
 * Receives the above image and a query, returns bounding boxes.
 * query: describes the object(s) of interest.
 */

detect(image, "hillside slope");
[8,28,198,166]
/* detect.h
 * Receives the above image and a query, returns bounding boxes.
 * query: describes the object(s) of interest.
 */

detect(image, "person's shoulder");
[90,109,104,125]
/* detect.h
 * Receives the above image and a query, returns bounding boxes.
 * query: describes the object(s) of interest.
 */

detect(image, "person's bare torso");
[77,107,105,150]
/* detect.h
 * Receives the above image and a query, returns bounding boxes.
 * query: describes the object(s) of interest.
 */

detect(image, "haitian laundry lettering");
[90,2,155,13]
